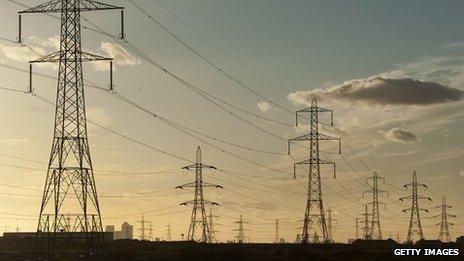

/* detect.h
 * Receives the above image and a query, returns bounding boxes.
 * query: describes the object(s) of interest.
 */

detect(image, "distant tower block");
[288,98,341,243]
[435,197,455,242]
[177,146,222,243]
[17,0,125,259]
[400,171,432,243]
[363,172,388,240]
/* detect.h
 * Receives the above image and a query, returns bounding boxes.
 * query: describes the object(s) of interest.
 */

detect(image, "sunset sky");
[0,0,462,243]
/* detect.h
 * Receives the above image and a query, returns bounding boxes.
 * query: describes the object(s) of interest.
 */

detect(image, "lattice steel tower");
[363,172,387,240]
[434,197,455,242]
[326,206,336,242]
[177,146,222,243]
[208,207,219,243]
[400,171,431,243]
[166,224,172,241]
[288,98,341,243]
[234,214,248,243]
[274,218,279,243]
[17,1,124,259]
[361,205,372,240]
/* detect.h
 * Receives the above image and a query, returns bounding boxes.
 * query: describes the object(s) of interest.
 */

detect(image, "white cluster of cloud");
[257,101,271,112]
[92,42,139,71]
[288,76,463,107]
[0,36,138,72]
[0,42,45,63]
[381,127,418,144]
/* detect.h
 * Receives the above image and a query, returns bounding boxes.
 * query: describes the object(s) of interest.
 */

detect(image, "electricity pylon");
[274,218,279,243]
[16,1,124,260]
[208,207,219,243]
[288,97,341,244]
[137,215,152,241]
[166,224,172,241]
[434,197,455,242]
[361,205,372,240]
[400,171,431,243]
[177,146,222,243]
[363,172,387,240]
[234,214,249,243]
[326,206,336,242]
[355,218,360,239]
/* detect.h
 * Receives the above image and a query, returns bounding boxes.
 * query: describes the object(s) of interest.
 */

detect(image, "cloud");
[100,42,138,66]
[382,127,417,144]
[257,101,271,112]
[0,42,45,62]
[288,77,464,107]
[29,35,60,50]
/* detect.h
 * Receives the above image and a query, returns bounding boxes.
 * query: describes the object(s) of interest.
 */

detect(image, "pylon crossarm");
[181,200,218,206]
[28,51,114,92]
[19,0,123,14]
[30,51,112,63]
[175,182,196,189]
[202,182,223,189]
[417,196,432,201]
[399,195,412,201]
[182,163,217,170]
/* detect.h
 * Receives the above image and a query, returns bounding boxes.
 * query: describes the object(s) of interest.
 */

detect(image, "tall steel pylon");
[16,1,124,259]
[177,146,222,243]
[361,205,372,240]
[363,172,387,240]
[274,218,279,243]
[400,171,431,243]
[434,197,455,242]
[326,206,336,242]
[234,214,248,243]
[288,97,341,243]
[355,218,360,239]
[208,207,219,243]
[137,215,152,241]
[166,224,172,241]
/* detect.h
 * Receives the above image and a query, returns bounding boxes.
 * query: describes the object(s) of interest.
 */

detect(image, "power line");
[128,0,294,114]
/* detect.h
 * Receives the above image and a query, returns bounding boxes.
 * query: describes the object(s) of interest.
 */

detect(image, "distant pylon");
[361,205,372,240]
[355,218,360,239]
[177,146,222,243]
[208,207,219,243]
[148,223,153,241]
[363,172,387,240]
[166,224,172,241]
[326,207,336,243]
[400,171,432,243]
[396,232,400,243]
[274,218,279,243]
[137,215,151,241]
[288,97,341,243]
[434,197,455,242]
[234,214,248,243]
[17,1,125,259]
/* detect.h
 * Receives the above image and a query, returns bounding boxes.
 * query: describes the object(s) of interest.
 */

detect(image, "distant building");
[106,222,134,240]
[106,225,115,232]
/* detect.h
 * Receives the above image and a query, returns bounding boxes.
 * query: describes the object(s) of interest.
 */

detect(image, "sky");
[0,0,463,243]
